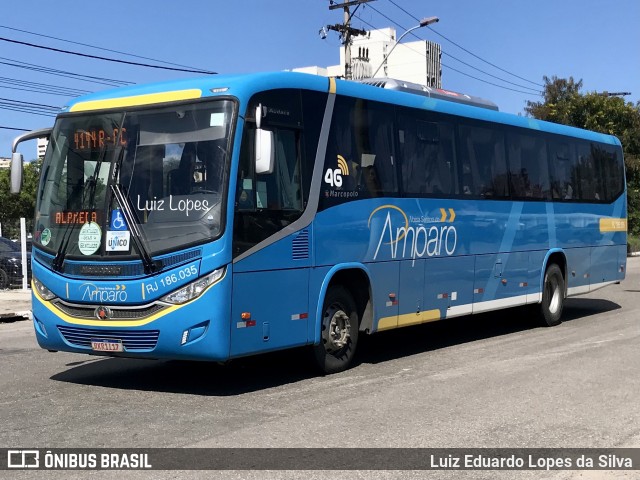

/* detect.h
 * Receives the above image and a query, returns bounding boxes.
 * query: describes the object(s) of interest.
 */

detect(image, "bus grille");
[57,326,160,351]
[52,301,165,320]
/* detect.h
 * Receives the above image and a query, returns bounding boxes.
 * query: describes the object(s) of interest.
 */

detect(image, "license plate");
[91,339,124,352]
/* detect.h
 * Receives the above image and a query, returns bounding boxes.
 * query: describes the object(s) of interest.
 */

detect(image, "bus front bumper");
[31,272,232,362]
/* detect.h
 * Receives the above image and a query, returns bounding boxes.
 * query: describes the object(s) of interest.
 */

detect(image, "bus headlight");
[33,276,57,301]
[161,267,225,305]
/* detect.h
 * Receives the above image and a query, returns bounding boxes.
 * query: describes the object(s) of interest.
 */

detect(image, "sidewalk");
[0,289,32,320]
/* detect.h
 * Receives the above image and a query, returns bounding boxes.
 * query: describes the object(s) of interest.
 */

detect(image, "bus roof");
[61,71,620,147]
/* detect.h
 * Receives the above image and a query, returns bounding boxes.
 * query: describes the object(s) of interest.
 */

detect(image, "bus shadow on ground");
[51,297,620,395]
[358,297,620,365]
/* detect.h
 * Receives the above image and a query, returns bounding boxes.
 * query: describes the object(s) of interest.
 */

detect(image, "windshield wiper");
[52,140,106,272]
[109,145,161,275]
[109,182,160,274]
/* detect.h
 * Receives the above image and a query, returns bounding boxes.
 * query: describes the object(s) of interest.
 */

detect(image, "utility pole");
[326,0,374,79]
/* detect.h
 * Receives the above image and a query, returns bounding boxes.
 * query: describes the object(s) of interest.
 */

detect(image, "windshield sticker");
[78,222,102,255]
[106,231,130,252]
[210,112,225,127]
[40,228,52,246]
[110,210,127,231]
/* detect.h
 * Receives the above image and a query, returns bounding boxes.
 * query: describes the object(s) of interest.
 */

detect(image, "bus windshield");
[34,99,234,259]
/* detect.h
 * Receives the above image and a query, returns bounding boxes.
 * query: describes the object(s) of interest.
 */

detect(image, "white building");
[0,137,47,166]
[37,137,48,159]
[294,27,442,87]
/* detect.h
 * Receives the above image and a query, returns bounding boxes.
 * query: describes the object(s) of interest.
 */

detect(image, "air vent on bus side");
[292,229,310,260]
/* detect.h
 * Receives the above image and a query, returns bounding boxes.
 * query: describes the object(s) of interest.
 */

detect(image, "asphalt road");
[1,258,639,480]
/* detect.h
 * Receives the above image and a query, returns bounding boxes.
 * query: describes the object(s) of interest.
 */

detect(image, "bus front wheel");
[313,286,359,374]
[538,263,565,327]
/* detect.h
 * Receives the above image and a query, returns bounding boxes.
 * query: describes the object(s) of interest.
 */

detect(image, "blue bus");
[11,72,626,373]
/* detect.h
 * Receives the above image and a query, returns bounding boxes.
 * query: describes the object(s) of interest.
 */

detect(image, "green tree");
[0,161,41,238]
[525,76,640,236]
[524,75,583,125]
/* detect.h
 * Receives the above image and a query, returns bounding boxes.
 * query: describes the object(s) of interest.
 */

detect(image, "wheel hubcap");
[323,306,351,353]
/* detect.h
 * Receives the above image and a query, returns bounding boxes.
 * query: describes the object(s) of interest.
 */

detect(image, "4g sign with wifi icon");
[324,155,350,188]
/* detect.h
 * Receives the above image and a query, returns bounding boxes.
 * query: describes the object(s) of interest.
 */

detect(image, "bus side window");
[398,113,457,197]
[235,128,256,210]
[459,124,508,198]
[549,141,578,201]
[508,132,550,199]
[253,128,302,211]
[577,144,597,201]
[592,144,624,202]
[321,96,396,206]
[353,100,396,198]
[233,122,304,256]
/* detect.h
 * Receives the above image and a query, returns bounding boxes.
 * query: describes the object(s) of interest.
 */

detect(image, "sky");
[2,0,639,159]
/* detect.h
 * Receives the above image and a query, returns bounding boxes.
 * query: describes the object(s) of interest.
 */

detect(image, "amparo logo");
[80,282,128,302]
[368,205,457,265]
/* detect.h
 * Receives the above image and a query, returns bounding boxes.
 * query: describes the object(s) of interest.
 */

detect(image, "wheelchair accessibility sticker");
[110,210,127,231]
[107,210,130,252]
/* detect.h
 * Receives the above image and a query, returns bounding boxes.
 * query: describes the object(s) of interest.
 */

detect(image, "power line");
[0,24,208,72]
[0,36,217,75]
[354,13,538,96]
[0,98,61,109]
[374,14,542,95]
[0,77,91,96]
[0,84,84,97]
[440,53,541,93]
[0,126,31,131]
[0,99,60,119]
[0,105,57,117]
[0,57,132,87]
[358,8,540,96]
[385,0,544,88]
[0,98,60,118]
[365,4,538,92]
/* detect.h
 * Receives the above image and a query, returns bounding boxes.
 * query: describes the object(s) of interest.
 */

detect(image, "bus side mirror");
[10,127,53,194]
[10,152,23,194]
[255,128,275,174]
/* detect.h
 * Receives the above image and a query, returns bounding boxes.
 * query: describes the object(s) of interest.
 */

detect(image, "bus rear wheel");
[313,286,359,374]
[538,263,565,327]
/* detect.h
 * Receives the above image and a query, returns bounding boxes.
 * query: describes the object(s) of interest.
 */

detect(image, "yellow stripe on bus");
[32,270,225,327]
[599,218,627,232]
[69,89,202,112]
[328,77,336,94]
[377,309,441,331]
[33,287,180,327]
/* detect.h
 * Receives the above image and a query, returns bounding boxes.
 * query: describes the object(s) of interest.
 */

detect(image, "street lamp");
[370,16,440,79]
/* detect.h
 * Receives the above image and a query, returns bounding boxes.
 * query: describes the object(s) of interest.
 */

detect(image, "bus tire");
[538,263,565,327]
[313,285,359,374]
